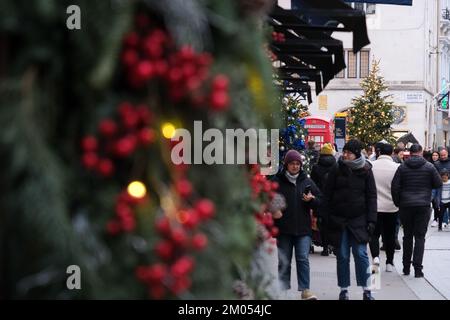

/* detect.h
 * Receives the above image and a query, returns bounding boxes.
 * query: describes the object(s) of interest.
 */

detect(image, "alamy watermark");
[66,5,81,30]
[171,121,279,175]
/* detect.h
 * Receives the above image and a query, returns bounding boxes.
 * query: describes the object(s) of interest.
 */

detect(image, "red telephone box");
[302,116,334,149]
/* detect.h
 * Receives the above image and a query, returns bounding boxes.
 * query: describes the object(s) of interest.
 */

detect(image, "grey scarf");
[285,171,299,185]
[341,154,366,170]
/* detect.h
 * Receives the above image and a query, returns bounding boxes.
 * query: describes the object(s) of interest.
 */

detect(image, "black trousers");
[369,212,398,265]
[400,206,431,270]
[438,202,450,230]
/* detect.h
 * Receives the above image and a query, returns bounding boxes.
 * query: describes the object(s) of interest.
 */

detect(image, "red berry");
[148,264,167,283]
[82,152,99,170]
[209,91,230,111]
[115,202,133,219]
[195,199,215,220]
[118,101,134,117]
[179,46,195,61]
[155,241,174,260]
[186,77,202,91]
[191,233,208,250]
[122,49,139,66]
[99,119,118,137]
[181,209,200,229]
[212,74,229,91]
[197,53,213,66]
[262,214,274,227]
[171,228,188,246]
[122,216,136,232]
[146,42,164,59]
[154,60,168,76]
[138,128,156,145]
[136,60,154,81]
[155,217,172,235]
[182,63,196,79]
[124,32,139,47]
[115,135,137,157]
[122,111,139,129]
[168,68,183,83]
[97,158,114,177]
[175,179,193,198]
[81,135,98,152]
[170,256,194,278]
[106,220,121,235]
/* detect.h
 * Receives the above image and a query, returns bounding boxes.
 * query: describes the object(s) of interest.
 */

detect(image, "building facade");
[279,0,449,150]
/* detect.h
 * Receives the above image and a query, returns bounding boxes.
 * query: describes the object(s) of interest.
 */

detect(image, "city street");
[266,215,450,300]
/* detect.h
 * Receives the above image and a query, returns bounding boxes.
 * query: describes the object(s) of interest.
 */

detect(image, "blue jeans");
[276,234,311,291]
[337,228,371,288]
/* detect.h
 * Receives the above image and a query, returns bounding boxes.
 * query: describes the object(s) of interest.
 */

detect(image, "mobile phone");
[303,185,311,195]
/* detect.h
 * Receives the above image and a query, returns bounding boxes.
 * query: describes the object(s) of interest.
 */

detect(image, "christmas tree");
[279,94,311,174]
[0,0,281,299]
[347,60,396,148]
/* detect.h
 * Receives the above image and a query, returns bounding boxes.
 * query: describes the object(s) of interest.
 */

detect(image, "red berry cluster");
[81,102,156,177]
[106,189,148,235]
[250,166,280,239]
[136,198,215,299]
[121,14,231,111]
[271,31,286,42]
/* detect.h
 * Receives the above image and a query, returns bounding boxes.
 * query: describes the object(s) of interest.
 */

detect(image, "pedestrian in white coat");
[369,142,400,272]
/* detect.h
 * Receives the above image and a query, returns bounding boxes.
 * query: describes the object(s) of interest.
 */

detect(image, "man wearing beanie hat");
[321,139,377,300]
[271,149,321,300]
[311,143,337,256]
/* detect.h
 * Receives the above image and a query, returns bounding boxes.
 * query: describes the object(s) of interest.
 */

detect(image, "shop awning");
[269,1,370,103]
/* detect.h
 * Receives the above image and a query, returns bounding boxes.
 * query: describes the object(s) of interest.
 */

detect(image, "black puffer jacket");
[311,155,337,191]
[272,170,321,237]
[321,159,377,247]
[435,158,450,174]
[391,156,442,208]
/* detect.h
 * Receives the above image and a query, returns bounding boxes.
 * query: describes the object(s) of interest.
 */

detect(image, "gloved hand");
[367,222,376,236]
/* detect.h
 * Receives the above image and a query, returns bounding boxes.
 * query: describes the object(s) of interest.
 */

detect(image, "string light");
[127,181,147,199]
[162,122,176,139]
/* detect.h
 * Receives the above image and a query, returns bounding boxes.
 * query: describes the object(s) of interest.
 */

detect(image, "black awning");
[269,2,369,101]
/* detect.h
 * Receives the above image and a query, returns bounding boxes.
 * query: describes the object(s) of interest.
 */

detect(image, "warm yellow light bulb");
[127,181,147,199]
[162,123,176,139]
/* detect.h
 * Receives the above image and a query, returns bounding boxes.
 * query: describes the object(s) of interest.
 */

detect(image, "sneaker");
[395,239,401,250]
[363,290,375,300]
[444,223,448,229]
[339,290,349,300]
[431,220,438,227]
[386,263,394,272]
[373,257,380,266]
[301,289,317,300]
[321,247,329,256]
[414,269,424,278]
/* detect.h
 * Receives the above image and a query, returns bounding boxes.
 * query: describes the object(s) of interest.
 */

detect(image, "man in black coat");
[434,148,450,173]
[272,149,321,300]
[321,139,377,300]
[391,143,442,277]
[311,143,337,256]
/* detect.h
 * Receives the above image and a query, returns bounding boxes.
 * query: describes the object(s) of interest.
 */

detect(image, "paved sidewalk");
[265,217,449,300]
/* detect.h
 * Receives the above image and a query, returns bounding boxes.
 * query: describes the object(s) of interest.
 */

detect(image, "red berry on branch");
[118,101,134,116]
[195,199,215,220]
[154,60,168,77]
[81,135,98,152]
[138,128,156,146]
[99,119,118,137]
[181,209,200,229]
[155,241,174,260]
[115,203,133,219]
[169,276,192,295]
[170,256,195,278]
[186,77,202,91]
[121,216,136,232]
[151,30,167,43]
[148,263,167,284]
[209,91,230,111]
[82,152,99,170]
[212,74,229,91]
[175,179,193,198]
[122,110,139,129]
[122,49,139,67]
[136,60,155,81]
[197,53,213,66]
[97,158,114,177]
[171,228,188,247]
[106,220,122,235]
[124,32,139,47]
[168,68,183,83]
[155,217,172,236]
[115,135,137,157]
[191,233,208,250]
[179,46,195,61]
